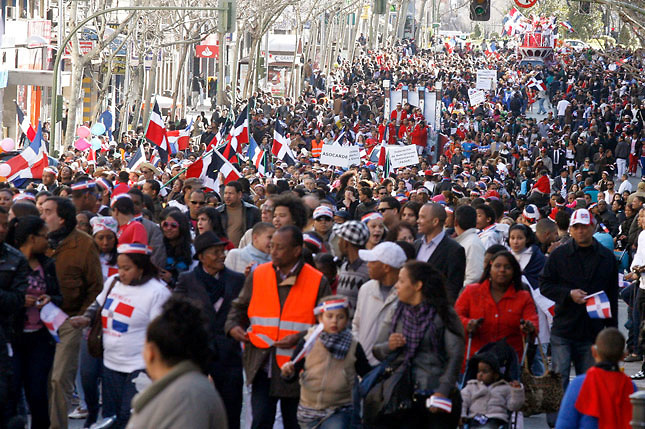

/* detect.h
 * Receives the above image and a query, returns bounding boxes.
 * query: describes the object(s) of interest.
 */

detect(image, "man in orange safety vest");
[225,225,330,429]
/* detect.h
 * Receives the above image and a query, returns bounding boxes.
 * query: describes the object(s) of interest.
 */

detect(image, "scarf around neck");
[195,263,225,306]
[47,224,75,250]
[319,329,353,360]
[391,301,437,362]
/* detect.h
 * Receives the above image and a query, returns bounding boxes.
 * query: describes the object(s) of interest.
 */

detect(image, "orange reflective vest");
[248,262,323,368]
[311,140,323,157]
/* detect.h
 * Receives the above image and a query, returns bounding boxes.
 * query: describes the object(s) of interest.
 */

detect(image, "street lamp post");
[50,5,225,153]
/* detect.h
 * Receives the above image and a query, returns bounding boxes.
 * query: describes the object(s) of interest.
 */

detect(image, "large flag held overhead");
[272,120,296,166]
[1,122,49,182]
[527,77,547,91]
[166,120,192,154]
[185,149,241,192]
[247,135,266,176]
[16,102,36,142]
[221,105,249,162]
[145,100,168,165]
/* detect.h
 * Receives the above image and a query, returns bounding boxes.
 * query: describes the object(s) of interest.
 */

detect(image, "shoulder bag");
[87,278,118,358]
[520,335,563,416]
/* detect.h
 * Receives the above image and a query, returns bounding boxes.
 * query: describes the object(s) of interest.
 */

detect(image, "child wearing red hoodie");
[556,328,636,429]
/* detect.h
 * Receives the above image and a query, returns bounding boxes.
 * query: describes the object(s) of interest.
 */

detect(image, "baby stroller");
[461,339,521,429]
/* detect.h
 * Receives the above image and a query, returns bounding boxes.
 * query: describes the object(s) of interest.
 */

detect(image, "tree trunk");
[130,60,145,131]
[231,27,241,107]
[349,8,361,62]
[415,0,427,41]
[63,0,81,150]
[288,23,300,98]
[243,36,258,98]
[169,42,189,121]
[142,47,160,127]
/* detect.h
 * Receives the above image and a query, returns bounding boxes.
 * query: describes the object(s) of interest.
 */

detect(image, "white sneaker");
[69,406,88,419]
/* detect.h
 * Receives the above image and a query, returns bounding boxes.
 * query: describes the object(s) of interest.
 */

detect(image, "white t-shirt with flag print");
[96,275,171,373]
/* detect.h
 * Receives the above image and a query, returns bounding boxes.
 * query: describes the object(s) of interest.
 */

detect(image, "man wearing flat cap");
[174,231,246,429]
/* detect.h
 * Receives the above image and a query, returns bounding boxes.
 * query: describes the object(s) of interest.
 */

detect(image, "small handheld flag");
[291,324,324,363]
[40,302,69,342]
[584,291,612,319]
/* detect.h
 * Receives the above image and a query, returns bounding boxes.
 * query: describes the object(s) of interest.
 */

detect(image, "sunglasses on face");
[162,220,179,229]
[191,201,206,205]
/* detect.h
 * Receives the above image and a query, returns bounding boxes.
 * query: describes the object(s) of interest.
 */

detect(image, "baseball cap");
[313,206,334,220]
[358,242,407,269]
[333,221,370,247]
[570,208,593,226]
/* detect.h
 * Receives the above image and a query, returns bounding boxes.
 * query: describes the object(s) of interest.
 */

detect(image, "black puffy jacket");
[0,243,29,341]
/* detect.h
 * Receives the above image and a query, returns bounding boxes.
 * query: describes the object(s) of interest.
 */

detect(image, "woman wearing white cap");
[69,241,171,429]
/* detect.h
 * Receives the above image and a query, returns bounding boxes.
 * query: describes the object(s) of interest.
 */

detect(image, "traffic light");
[375,0,387,15]
[470,0,490,21]
[218,0,236,33]
[579,1,590,14]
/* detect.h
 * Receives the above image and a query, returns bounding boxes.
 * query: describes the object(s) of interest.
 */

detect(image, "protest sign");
[468,89,486,106]
[320,144,361,168]
[388,145,420,168]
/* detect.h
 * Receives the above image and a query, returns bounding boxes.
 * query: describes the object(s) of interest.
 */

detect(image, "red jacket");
[455,280,539,367]
[411,124,428,147]
[532,175,551,194]
[390,109,407,124]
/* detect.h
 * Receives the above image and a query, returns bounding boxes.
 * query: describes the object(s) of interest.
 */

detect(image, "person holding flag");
[5,215,56,429]
[540,208,618,393]
[280,295,372,428]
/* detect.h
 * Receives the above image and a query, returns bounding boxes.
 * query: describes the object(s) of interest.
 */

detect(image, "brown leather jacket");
[50,229,103,316]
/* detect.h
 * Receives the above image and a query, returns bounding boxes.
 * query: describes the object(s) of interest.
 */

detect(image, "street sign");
[64,40,95,56]
[196,45,219,58]
[514,0,537,8]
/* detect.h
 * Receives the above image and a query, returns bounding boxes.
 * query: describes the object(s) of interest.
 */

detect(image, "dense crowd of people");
[0,38,644,429]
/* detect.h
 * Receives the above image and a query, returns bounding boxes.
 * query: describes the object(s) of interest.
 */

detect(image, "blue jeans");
[299,407,352,429]
[537,98,547,114]
[79,332,102,426]
[550,334,594,391]
[251,370,298,429]
[102,366,145,429]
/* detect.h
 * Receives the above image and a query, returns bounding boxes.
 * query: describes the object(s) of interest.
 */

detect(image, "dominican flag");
[369,145,382,164]
[102,298,135,333]
[166,121,191,155]
[502,7,523,36]
[16,102,36,142]
[333,131,346,146]
[207,112,234,151]
[585,291,612,319]
[247,135,266,176]
[40,302,68,342]
[527,77,547,91]
[149,150,160,167]
[272,120,296,166]
[2,122,49,182]
[221,105,249,162]
[127,144,146,171]
[560,21,575,33]
[616,56,632,67]
[185,149,241,192]
[145,100,168,165]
